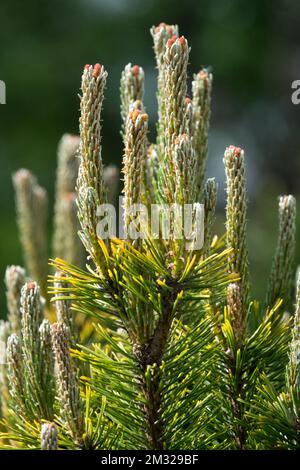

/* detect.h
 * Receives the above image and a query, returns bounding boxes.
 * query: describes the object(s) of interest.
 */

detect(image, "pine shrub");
[0,23,299,450]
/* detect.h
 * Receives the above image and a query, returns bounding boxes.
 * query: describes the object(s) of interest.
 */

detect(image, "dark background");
[0,0,300,313]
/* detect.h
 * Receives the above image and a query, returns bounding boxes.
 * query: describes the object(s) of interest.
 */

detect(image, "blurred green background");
[0,0,300,313]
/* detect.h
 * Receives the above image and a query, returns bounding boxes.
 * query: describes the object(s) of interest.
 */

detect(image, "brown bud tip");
[178,36,187,46]
[84,64,90,70]
[167,35,177,48]
[27,281,36,290]
[185,97,192,104]
[198,69,209,79]
[129,109,148,124]
[155,22,176,36]
[131,65,141,77]
[92,63,102,78]
[129,109,140,124]
[155,22,166,32]
[227,145,242,158]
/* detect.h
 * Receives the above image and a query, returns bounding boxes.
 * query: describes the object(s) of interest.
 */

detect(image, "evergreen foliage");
[0,23,299,450]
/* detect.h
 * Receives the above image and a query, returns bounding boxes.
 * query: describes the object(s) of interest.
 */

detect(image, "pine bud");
[120,64,145,134]
[13,170,48,295]
[122,108,149,231]
[160,36,189,202]
[51,322,83,443]
[77,63,108,270]
[151,23,179,68]
[224,146,249,311]
[173,134,196,205]
[192,69,213,199]
[5,265,26,334]
[266,195,296,309]
[150,23,178,155]
[41,422,58,450]
[163,35,189,140]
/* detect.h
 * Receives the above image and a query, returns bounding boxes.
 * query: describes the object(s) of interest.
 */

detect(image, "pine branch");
[120,64,145,136]
[224,145,249,314]
[159,35,189,203]
[150,23,178,156]
[77,63,107,270]
[192,69,212,199]
[51,239,235,449]
[132,288,178,450]
[2,22,299,452]
[122,107,148,235]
